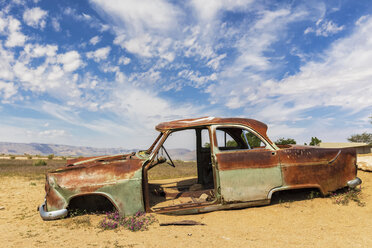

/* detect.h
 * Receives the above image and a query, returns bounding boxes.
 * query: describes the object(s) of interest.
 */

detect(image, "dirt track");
[1,171,372,248]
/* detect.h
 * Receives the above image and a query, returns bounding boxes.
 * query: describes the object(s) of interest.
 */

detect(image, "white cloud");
[182,25,217,60]
[115,34,175,61]
[91,0,181,62]
[0,42,15,81]
[0,15,6,32]
[121,35,150,57]
[82,13,92,20]
[266,16,372,112]
[62,6,105,32]
[104,84,199,131]
[118,56,131,65]
[99,24,110,32]
[304,19,344,37]
[0,80,17,102]
[191,0,253,23]
[89,35,101,45]
[206,53,226,70]
[211,14,372,129]
[178,70,217,88]
[201,8,372,144]
[206,7,308,110]
[23,43,58,58]
[128,69,161,86]
[57,51,82,72]
[38,129,67,138]
[51,17,60,31]
[23,7,47,29]
[0,42,84,102]
[231,8,297,72]
[86,46,111,62]
[90,0,179,33]
[4,17,27,47]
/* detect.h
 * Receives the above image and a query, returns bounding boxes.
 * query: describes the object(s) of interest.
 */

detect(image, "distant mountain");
[165,148,196,161]
[0,142,134,157]
[0,142,196,160]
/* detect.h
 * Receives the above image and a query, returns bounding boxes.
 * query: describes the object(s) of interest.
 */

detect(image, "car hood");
[48,152,143,176]
[65,153,137,167]
[47,152,144,191]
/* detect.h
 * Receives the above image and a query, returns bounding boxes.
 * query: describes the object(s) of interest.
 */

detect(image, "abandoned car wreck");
[39,117,362,220]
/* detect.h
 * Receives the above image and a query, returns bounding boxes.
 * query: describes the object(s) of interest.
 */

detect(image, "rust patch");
[51,158,142,190]
[279,147,357,193]
[48,155,142,193]
[217,149,279,170]
[155,117,273,145]
[66,153,134,166]
[46,187,65,210]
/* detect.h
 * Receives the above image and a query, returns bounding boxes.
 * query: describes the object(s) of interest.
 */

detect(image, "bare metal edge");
[347,177,362,188]
[39,200,68,221]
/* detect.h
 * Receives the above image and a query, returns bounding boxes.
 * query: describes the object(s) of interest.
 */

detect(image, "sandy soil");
[1,171,372,248]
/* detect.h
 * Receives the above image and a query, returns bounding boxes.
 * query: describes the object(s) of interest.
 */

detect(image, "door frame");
[210,124,283,203]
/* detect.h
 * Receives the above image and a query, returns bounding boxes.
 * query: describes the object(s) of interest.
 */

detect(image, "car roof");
[155,116,273,144]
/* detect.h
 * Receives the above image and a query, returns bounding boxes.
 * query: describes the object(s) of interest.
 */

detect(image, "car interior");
[146,128,216,211]
[145,126,267,211]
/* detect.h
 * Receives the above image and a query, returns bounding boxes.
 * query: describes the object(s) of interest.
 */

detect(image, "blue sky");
[0,0,371,149]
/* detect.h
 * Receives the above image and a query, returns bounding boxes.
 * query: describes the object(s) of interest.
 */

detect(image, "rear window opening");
[215,127,268,151]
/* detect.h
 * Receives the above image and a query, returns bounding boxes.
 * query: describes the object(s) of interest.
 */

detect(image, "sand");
[1,171,372,248]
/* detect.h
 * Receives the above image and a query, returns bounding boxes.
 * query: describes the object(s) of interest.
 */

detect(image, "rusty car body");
[39,117,361,220]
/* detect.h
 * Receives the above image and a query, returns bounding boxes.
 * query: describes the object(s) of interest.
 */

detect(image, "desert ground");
[1,158,372,248]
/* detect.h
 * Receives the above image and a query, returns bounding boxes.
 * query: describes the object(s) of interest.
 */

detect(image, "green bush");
[48,154,55,160]
[33,159,47,166]
[275,137,296,145]
[10,155,15,159]
[309,137,322,146]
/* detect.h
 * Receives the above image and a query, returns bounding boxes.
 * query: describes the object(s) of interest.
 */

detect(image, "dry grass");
[0,159,65,179]
[148,160,197,180]
[0,158,197,180]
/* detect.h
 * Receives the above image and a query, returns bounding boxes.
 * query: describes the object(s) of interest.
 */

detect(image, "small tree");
[275,137,297,145]
[33,159,47,166]
[48,154,55,160]
[347,132,372,144]
[226,140,237,147]
[245,132,262,148]
[309,137,322,146]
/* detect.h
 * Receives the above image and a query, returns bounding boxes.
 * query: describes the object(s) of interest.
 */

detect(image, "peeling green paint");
[97,168,144,216]
[219,167,282,202]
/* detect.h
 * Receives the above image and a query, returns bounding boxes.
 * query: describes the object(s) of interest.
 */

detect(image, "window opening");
[216,126,268,151]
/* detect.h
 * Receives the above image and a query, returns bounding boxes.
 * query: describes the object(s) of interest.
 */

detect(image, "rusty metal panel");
[45,154,144,215]
[155,117,273,145]
[216,150,279,170]
[278,146,357,194]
